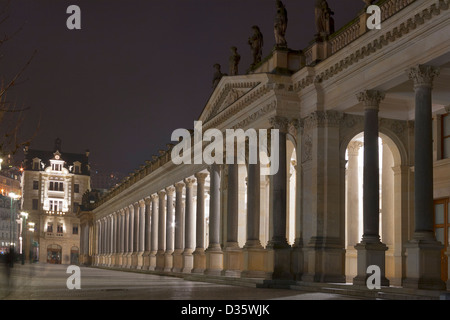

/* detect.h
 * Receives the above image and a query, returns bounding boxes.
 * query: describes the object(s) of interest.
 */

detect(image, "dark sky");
[2,0,362,176]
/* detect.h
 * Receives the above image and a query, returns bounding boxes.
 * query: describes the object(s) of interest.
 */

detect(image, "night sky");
[1,0,361,177]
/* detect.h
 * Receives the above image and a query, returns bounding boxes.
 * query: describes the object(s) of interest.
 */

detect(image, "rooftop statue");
[229,46,241,76]
[274,0,288,48]
[248,25,264,67]
[212,63,226,89]
[315,0,335,36]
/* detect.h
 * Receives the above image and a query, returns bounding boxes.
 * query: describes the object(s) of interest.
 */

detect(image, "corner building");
[21,140,91,264]
[83,0,450,295]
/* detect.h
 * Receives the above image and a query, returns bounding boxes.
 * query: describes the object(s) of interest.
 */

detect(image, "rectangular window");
[443,114,450,159]
[49,181,54,190]
[32,199,38,210]
[74,166,80,174]
[33,180,39,190]
[73,202,79,213]
[74,184,79,193]
[73,224,78,235]
[33,162,39,170]
[57,224,63,234]
[47,223,53,233]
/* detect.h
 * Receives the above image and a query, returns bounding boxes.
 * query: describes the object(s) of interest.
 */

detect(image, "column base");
[155,250,165,271]
[136,252,144,270]
[290,244,304,281]
[404,234,445,290]
[205,246,223,276]
[164,251,174,272]
[242,245,271,279]
[301,237,345,283]
[172,249,184,273]
[266,246,293,280]
[222,244,243,278]
[125,253,132,268]
[353,240,390,287]
[192,249,206,274]
[148,251,157,271]
[345,247,358,283]
[142,251,151,270]
[182,249,194,273]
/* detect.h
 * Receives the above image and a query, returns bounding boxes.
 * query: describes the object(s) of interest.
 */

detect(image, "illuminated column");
[164,186,175,272]
[131,202,140,268]
[353,90,389,287]
[205,164,223,275]
[193,172,208,273]
[223,163,241,277]
[126,204,134,268]
[123,206,129,268]
[137,200,146,269]
[149,193,159,271]
[182,177,196,273]
[143,197,151,270]
[118,209,125,267]
[156,190,166,271]
[172,182,185,273]
[267,116,292,280]
[346,140,363,281]
[404,65,445,290]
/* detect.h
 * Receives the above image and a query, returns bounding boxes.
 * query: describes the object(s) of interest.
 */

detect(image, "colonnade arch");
[342,125,409,286]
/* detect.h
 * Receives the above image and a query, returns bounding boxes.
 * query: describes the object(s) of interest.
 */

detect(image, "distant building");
[21,138,91,264]
[0,194,20,255]
[0,154,22,197]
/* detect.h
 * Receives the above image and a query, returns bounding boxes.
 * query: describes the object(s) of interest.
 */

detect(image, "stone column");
[164,186,175,272]
[243,158,267,278]
[291,119,304,280]
[404,65,445,290]
[123,207,129,268]
[223,163,242,277]
[136,200,146,269]
[96,220,101,266]
[267,116,292,280]
[205,164,223,275]
[172,182,185,273]
[143,197,151,270]
[149,193,159,271]
[346,140,363,281]
[182,177,196,273]
[113,212,118,267]
[126,204,134,268]
[131,202,140,268]
[353,90,389,287]
[193,172,208,273]
[156,190,166,271]
[118,209,124,267]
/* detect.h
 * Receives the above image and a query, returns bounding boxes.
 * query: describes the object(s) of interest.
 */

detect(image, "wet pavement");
[0,262,363,300]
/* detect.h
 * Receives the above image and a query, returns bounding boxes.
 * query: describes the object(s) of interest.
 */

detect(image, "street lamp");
[20,212,28,265]
[8,192,20,268]
[28,222,35,262]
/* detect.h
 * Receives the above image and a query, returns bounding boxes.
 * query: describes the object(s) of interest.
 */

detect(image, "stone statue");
[274,0,288,48]
[315,0,335,36]
[248,25,264,67]
[229,46,240,76]
[212,63,226,89]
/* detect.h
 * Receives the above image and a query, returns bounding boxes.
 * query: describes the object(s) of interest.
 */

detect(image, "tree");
[0,1,39,159]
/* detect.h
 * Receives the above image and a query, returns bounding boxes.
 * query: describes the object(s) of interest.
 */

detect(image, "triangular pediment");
[198,75,265,124]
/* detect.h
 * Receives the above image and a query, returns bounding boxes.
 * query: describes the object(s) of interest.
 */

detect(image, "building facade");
[81,0,450,295]
[21,140,91,264]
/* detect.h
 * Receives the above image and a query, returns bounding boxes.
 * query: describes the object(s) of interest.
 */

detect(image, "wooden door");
[434,198,449,282]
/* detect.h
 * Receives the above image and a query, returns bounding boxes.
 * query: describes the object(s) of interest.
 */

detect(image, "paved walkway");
[0,263,363,300]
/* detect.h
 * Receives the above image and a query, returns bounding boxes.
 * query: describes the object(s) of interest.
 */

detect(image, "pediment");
[199,76,263,124]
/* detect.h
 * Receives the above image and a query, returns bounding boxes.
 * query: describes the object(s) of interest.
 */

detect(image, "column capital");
[151,193,159,201]
[133,202,140,210]
[195,172,208,183]
[357,90,385,110]
[157,190,166,198]
[128,204,135,212]
[139,199,146,208]
[184,177,196,187]
[144,196,152,206]
[174,181,185,192]
[269,116,289,133]
[165,185,175,196]
[408,65,440,89]
[347,140,364,156]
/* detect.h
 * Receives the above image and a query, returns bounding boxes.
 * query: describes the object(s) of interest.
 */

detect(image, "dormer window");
[52,163,63,171]
[73,161,81,174]
[32,158,41,171]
